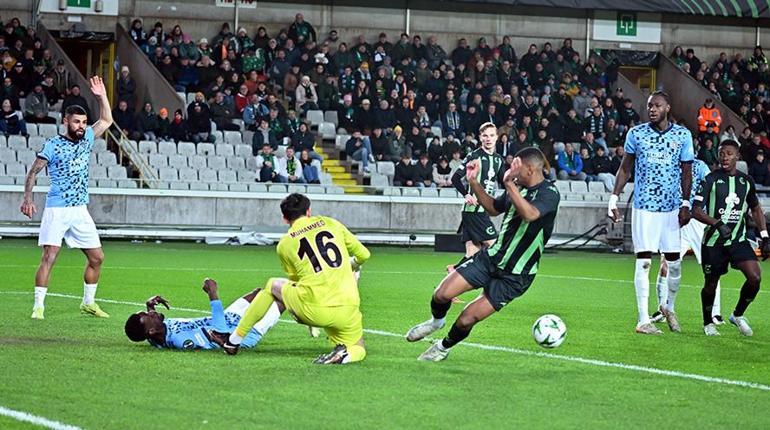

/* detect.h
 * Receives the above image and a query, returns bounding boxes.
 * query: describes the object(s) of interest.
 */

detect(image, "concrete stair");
[316,141,364,194]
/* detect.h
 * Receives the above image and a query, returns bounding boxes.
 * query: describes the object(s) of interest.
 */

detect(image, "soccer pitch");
[1,238,768,429]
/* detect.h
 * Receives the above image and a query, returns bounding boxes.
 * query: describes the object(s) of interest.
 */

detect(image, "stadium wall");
[2,0,765,63]
[0,187,608,237]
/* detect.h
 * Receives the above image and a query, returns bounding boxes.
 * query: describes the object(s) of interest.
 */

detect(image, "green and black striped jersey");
[693,170,759,247]
[487,180,560,275]
[452,148,505,213]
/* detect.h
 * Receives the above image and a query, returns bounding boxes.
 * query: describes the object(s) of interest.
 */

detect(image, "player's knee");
[41,250,58,267]
[456,313,480,330]
[433,287,453,304]
[88,252,104,267]
[746,271,761,288]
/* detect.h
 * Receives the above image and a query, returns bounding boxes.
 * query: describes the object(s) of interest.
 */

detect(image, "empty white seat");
[268,184,287,193]
[287,184,306,193]
[139,141,157,154]
[305,184,325,194]
[246,156,258,170]
[189,154,207,169]
[210,182,229,191]
[25,123,38,136]
[421,188,439,197]
[97,179,117,188]
[238,170,256,182]
[158,141,176,155]
[197,143,215,156]
[190,182,209,191]
[159,167,178,181]
[0,135,6,147]
[318,122,335,140]
[168,154,188,169]
[38,123,58,137]
[7,135,26,150]
[6,163,26,176]
[370,174,389,188]
[324,110,338,126]
[37,176,50,186]
[275,145,287,158]
[170,181,189,190]
[326,186,344,194]
[219,170,237,183]
[737,160,748,174]
[376,162,395,176]
[623,183,634,194]
[93,138,107,152]
[229,183,248,191]
[430,126,443,138]
[226,156,245,170]
[224,131,242,145]
[215,144,234,156]
[199,168,218,182]
[0,148,15,163]
[149,153,168,167]
[186,92,196,104]
[588,182,606,193]
[28,136,46,151]
[89,153,97,165]
[438,188,459,198]
[124,140,138,153]
[59,124,67,135]
[249,183,267,192]
[179,167,198,181]
[108,165,127,179]
[306,110,324,126]
[89,166,108,179]
[178,141,196,156]
[16,149,36,165]
[569,181,588,193]
[208,155,226,170]
[211,131,224,144]
[98,152,117,166]
[335,134,349,150]
[118,179,137,188]
[231,119,245,131]
[49,112,62,125]
[235,144,252,158]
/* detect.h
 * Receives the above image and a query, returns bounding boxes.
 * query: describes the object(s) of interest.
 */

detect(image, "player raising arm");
[124,278,281,350]
[405,148,560,361]
[210,194,371,364]
[607,91,694,335]
[21,76,113,320]
[692,140,770,336]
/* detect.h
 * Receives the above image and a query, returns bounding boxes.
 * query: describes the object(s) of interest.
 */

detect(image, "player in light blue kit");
[21,76,113,320]
[652,159,724,326]
[608,91,695,335]
[124,279,281,350]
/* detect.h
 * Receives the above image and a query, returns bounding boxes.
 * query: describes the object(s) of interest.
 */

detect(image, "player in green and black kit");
[693,140,770,336]
[406,147,560,361]
[448,122,505,271]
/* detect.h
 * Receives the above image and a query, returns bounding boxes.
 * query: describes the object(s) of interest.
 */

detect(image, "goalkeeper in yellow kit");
[209,193,371,364]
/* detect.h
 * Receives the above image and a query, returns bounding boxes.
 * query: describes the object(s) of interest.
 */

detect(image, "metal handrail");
[105,128,159,187]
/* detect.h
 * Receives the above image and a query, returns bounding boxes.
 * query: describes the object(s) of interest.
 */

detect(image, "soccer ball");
[532,314,567,348]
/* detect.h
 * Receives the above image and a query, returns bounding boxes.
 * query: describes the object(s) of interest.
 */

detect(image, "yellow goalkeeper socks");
[232,279,279,339]
[345,344,366,363]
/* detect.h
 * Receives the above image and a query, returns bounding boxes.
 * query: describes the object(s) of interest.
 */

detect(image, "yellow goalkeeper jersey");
[276,215,370,306]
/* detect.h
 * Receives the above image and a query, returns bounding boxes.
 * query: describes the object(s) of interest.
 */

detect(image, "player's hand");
[761,237,770,261]
[20,198,36,219]
[678,207,691,227]
[146,295,170,311]
[89,75,106,97]
[464,194,478,206]
[503,157,521,183]
[202,278,218,295]
[714,221,732,240]
[465,159,480,182]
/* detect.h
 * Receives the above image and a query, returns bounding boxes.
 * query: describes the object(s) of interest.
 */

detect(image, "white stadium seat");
[178,141,196,156]
[139,141,157,154]
[158,141,177,155]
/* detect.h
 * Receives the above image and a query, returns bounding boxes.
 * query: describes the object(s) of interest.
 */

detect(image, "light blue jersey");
[150,300,262,350]
[690,159,710,206]
[624,122,695,212]
[36,127,94,208]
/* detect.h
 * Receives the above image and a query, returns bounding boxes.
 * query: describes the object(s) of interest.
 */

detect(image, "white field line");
[3,291,770,393]
[0,264,760,294]
[0,406,82,430]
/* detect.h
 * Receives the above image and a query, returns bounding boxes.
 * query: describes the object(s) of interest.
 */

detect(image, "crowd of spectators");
[671,45,770,186]
[127,13,642,189]
[1,17,81,138]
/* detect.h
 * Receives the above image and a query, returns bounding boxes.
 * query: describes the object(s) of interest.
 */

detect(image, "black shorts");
[455,250,535,311]
[460,212,497,243]
[701,241,757,277]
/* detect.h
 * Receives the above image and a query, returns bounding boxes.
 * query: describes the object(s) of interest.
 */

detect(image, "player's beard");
[68,128,85,140]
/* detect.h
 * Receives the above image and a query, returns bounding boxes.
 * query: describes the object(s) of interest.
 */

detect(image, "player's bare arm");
[466,159,500,216]
[608,153,635,222]
[89,76,113,138]
[503,158,542,222]
[679,161,693,226]
[20,157,47,219]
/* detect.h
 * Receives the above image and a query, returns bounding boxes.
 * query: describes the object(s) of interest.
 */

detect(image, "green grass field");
[1,238,769,429]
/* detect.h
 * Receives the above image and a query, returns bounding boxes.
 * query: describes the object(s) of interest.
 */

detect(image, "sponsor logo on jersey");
[725,192,740,206]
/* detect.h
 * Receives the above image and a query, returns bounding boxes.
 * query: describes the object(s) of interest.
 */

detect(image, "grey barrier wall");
[657,55,748,134]
[0,187,608,236]
[115,23,185,117]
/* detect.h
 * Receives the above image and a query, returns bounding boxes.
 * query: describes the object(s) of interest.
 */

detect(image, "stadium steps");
[316,140,364,194]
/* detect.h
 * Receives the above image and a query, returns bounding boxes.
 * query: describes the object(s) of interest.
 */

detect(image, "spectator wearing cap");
[355,98,375,133]
[187,100,215,144]
[337,94,356,132]
[749,149,770,185]
[196,38,212,59]
[60,84,91,121]
[9,62,30,97]
[295,75,318,115]
[168,109,189,142]
[24,83,55,124]
[557,142,586,181]
[117,65,136,109]
[697,97,722,133]
[252,118,278,154]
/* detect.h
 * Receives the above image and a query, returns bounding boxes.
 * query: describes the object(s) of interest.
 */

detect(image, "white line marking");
[0,264,757,294]
[0,406,82,430]
[4,291,769,393]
